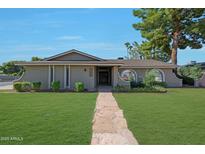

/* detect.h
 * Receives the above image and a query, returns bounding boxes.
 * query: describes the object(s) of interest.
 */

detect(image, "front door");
[98,67,111,86]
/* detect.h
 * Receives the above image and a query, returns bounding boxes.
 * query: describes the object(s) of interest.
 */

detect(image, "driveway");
[0,82,13,90]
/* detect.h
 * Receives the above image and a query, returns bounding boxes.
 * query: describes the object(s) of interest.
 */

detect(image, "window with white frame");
[119,69,137,82]
[149,69,164,82]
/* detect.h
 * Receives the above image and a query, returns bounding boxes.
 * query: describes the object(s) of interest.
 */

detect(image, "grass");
[0,93,97,145]
[114,88,205,144]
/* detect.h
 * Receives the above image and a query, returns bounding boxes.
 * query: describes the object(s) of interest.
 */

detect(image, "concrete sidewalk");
[91,88,138,145]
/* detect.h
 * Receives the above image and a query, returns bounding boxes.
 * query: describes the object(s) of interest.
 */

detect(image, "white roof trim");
[43,49,104,61]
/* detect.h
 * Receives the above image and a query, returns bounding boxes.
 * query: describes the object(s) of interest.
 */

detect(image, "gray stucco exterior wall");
[16,65,182,91]
[54,66,64,89]
[70,65,95,90]
[118,68,182,87]
[17,66,49,89]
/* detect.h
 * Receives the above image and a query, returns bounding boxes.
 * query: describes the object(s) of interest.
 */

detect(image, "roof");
[43,49,104,61]
[115,59,176,68]
[15,49,176,68]
[15,60,124,66]
[15,59,176,68]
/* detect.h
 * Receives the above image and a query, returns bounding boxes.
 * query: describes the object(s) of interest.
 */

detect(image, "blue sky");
[0,8,204,65]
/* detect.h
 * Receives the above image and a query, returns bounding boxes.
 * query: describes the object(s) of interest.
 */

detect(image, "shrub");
[152,86,167,93]
[143,71,167,88]
[75,82,84,92]
[179,65,203,80]
[151,81,167,88]
[113,85,167,93]
[32,82,41,91]
[130,81,145,88]
[13,82,22,92]
[113,85,130,92]
[21,82,32,92]
[13,82,31,92]
[51,81,60,92]
[182,76,194,85]
[143,71,156,87]
[130,81,138,88]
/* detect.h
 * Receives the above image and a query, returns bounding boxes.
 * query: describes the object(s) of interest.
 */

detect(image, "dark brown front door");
[98,67,111,86]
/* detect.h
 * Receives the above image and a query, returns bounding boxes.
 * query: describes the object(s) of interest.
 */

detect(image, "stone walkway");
[91,87,138,145]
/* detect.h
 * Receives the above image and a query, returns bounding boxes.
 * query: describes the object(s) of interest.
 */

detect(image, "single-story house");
[15,49,182,90]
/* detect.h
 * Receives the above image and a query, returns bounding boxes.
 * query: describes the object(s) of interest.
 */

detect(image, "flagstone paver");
[91,87,138,145]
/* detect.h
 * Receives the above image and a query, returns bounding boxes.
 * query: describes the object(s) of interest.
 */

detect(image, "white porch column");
[64,65,66,89]
[113,66,119,87]
[53,65,55,81]
[69,65,71,88]
[48,65,51,89]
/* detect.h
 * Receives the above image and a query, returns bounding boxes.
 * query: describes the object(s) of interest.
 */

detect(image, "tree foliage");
[130,9,205,64]
[179,65,203,80]
[31,56,42,61]
[1,61,24,76]
[124,42,144,59]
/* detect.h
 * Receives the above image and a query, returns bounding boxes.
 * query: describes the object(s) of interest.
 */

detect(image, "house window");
[89,68,93,77]
[119,70,137,82]
[66,67,69,87]
[148,69,165,82]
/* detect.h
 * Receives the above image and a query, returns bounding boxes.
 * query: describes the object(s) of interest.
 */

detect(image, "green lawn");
[114,89,205,145]
[0,93,97,145]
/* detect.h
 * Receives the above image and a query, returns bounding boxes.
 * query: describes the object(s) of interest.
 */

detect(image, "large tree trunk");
[171,47,177,65]
[171,32,178,65]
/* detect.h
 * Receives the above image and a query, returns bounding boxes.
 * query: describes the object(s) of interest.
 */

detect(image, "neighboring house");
[15,49,182,90]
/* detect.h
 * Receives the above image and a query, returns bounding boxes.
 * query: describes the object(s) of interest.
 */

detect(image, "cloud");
[56,35,82,41]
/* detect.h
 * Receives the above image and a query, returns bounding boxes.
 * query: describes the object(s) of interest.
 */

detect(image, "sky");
[0,8,204,65]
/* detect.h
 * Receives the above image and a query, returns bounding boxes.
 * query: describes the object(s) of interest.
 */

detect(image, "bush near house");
[113,85,167,93]
[13,82,22,92]
[51,81,60,92]
[32,82,42,91]
[179,65,203,85]
[13,82,32,92]
[116,72,167,93]
[130,81,145,88]
[75,82,84,92]
[21,82,32,92]
[143,71,167,88]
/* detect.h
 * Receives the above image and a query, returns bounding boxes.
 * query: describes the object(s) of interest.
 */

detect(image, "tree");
[179,65,203,80]
[132,9,205,64]
[124,42,144,59]
[1,61,24,76]
[32,56,42,61]
[0,65,3,74]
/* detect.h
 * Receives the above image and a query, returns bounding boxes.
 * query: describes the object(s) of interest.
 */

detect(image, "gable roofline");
[43,49,104,61]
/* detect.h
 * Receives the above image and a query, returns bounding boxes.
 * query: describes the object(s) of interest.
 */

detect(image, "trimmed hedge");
[75,82,84,92]
[13,82,22,92]
[13,82,31,92]
[51,81,60,92]
[130,81,145,88]
[113,85,167,93]
[150,81,167,88]
[32,82,41,91]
